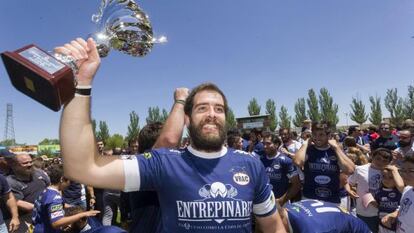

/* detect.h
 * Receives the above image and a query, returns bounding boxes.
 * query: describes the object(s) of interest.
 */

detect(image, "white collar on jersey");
[187,145,228,159]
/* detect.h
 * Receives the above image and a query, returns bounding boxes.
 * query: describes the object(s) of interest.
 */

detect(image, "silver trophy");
[1,0,166,111]
[91,0,167,57]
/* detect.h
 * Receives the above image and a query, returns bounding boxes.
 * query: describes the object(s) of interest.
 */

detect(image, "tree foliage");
[369,95,383,126]
[92,119,97,136]
[265,99,277,131]
[319,88,339,126]
[404,85,414,120]
[226,108,237,129]
[38,138,60,145]
[385,88,405,127]
[350,96,368,125]
[248,98,261,116]
[146,107,168,124]
[293,98,307,127]
[278,105,291,129]
[106,134,125,149]
[0,139,16,147]
[97,121,110,144]
[126,111,140,143]
[307,89,320,122]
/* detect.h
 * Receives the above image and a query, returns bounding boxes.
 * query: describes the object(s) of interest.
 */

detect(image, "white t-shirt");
[348,163,382,217]
[396,186,414,233]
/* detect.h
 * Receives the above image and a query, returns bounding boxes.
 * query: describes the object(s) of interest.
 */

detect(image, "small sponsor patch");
[314,175,331,185]
[50,210,64,219]
[143,152,152,159]
[329,156,337,161]
[233,172,250,185]
[273,164,281,170]
[50,204,63,212]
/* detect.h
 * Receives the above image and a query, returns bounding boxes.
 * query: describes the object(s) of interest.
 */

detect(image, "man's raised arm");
[59,38,125,190]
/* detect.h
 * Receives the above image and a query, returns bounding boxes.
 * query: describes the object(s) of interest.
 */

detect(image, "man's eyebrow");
[194,102,225,108]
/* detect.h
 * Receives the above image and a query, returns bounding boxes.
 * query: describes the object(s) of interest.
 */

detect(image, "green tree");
[404,85,414,120]
[0,139,16,147]
[307,89,320,122]
[369,95,383,125]
[350,96,368,125]
[146,107,168,124]
[248,98,261,116]
[38,138,60,145]
[37,148,54,157]
[106,134,125,149]
[319,88,339,126]
[126,111,140,143]
[226,108,237,129]
[92,119,97,136]
[278,105,291,129]
[385,88,405,127]
[265,99,277,131]
[293,98,307,127]
[97,121,110,144]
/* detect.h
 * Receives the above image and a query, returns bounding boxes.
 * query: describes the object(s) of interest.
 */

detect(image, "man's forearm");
[60,97,125,190]
[153,102,185,149]
[16,200,34,212]
[335,147,355,175]
[293,142,308,167]
[5,192,19,219]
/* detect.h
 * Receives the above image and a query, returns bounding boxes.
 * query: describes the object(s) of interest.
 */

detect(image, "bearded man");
[58,38,286,233]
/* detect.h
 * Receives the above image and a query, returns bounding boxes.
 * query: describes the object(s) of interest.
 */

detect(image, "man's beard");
[189,118,226,152]
[399,140,411,148]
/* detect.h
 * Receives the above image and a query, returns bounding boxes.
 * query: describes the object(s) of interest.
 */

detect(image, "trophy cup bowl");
[1,0,166,111]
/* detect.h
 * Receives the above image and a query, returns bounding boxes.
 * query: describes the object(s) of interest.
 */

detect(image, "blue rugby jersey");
[374,187,401,230]
[286,200,371,233]
[124,146,276,233]
[260,153,298,198]
[32,188,64,233]
[303,145,340,203]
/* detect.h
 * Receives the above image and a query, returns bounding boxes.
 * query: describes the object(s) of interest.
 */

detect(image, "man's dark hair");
[348,125,359,135]
[262,131,282,146]
[278,128,291,135]
[65,205,86,216]
[371,148,393,162]
[184,83,228,117]
[368,125,377,132]
[227,134,241,149]
[47,164,64,185]
[251,128,262,137]
[138,122,163,153]
[311,121,332,135]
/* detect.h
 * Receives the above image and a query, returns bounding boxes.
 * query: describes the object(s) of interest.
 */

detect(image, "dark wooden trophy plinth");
[1,45,76,111]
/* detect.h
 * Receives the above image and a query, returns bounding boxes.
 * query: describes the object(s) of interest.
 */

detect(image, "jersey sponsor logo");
[329,156,337,161]
[273,164,281,170]
[388,192,396,198]
[233,173,250,185]
[143,152,152,159]
[315,187,332,198]
[50,210,64,219]
[176,181,253,227]
[53,195,62,201]
[50,204,63,212]
[314,175,331,185]
[308,162,337,172]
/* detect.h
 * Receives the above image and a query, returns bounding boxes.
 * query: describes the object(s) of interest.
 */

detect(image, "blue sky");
[1,0,414,144]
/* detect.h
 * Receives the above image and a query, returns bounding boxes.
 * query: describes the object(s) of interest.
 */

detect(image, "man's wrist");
[174,99,186,106]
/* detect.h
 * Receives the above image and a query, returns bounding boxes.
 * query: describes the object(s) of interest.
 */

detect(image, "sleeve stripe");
[253,191,276,216]
[122,157,140,192]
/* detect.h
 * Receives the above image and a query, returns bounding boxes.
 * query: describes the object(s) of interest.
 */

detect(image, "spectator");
[348,148,395,233]
[371,123,399,151]
[294,121,355,204]
[261,132,301,206]
[6,153,49,232]
[32,165,99,233]
[392,129,413,166]
[348,125,371,154]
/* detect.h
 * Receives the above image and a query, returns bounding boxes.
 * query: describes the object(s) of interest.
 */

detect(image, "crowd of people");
[0,37,413,233]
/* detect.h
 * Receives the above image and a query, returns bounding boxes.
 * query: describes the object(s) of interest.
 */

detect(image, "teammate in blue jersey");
[32,165,99,233]
[278,199,371,233]
[261,132,301,206]
[293,121,355,204]
[58,38,286,233]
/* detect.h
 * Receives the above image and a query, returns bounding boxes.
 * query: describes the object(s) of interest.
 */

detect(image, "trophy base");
[1,45,76,111]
